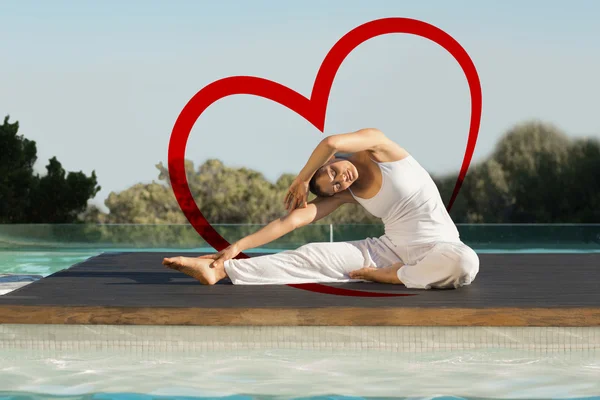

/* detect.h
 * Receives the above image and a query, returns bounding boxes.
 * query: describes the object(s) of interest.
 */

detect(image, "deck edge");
[1,305,599,326]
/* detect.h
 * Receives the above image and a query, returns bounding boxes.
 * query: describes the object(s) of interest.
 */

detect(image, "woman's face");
[314,158,359,196]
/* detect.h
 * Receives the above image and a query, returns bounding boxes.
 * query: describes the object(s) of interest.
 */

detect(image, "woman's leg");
[396,242,480,289]
[164,237,404,286]
[349,262,404,284]
[223,240,382,285]
[163,256,227,285]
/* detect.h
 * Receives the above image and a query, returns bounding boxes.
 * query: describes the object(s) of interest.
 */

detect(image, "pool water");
[0,348,599,399]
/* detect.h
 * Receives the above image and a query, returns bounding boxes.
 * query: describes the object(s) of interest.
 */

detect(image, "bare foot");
[349,267,378,282]
[162,256,227,285]
[349,264,404,284]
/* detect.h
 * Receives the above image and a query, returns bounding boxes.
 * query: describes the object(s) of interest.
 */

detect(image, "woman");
[163,128,479,289]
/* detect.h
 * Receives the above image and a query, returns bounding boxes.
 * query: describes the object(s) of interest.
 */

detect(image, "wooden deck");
[0,251,598,326]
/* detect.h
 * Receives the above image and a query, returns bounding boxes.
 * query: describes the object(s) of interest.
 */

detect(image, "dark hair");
[309,168,333,197]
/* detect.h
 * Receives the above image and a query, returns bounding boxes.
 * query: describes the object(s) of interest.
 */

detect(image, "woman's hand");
[197,243,241,269]
[284,177,309,213]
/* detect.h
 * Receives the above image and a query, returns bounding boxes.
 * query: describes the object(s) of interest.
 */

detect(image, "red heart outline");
[168,17,482,297]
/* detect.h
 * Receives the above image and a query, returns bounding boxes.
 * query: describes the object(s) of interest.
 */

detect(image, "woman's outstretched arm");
[236,194,346,251]
[203,194,351,269]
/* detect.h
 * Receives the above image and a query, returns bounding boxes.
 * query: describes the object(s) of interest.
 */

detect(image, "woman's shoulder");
[350,146,411,164]
[369,139,411,163]
[333,189,359,204]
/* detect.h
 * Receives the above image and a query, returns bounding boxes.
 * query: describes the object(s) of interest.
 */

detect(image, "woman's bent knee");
[399,242,479,289]
[443,243,479,288]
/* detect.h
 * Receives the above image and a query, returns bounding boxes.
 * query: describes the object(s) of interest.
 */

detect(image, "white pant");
[223,236,479,289]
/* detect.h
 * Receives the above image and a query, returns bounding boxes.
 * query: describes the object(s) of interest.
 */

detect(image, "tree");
[0,116,37,222]
[0,115,101,223]
[436,158,513,223]
[436,120,600,223]
[492,120,571,222]
[562,136,600,222]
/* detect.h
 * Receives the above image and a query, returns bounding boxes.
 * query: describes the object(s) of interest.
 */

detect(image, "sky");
[2,0,599,213]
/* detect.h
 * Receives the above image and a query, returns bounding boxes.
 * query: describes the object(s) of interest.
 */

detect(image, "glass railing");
[1,224,599,251]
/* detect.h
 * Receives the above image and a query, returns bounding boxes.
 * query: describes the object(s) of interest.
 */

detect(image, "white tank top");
[348,155,461,246]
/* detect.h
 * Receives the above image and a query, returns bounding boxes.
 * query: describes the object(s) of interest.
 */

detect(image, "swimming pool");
[0,343,598,399]
[1,224,599,400]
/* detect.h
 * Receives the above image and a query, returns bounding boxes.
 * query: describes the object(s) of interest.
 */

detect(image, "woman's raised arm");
[284,128,390,212]
[296,128,388,183]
